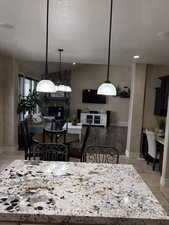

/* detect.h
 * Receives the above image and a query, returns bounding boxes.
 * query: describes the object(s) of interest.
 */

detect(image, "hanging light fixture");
[65,85,72,92]
[57,49,66,92]
[36,0,56,93]
[58,84,66,92]
[57,49,72,92]
[97,0,117,96]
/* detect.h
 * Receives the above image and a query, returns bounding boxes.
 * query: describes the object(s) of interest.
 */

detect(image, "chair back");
[32,143,68,161]
[55,129,67,143]
[145,129,156,159]
[83,146,119,164]
[43,129,67,144]
[51,119,65,130]
[22,119,34,159]
[80,125,91,161]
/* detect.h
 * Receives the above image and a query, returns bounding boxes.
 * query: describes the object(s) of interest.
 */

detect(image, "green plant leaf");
[17,89,42,115]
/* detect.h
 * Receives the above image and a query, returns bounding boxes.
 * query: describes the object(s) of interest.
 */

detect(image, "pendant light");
[57,49,72,92]
[36,0,56,93]
[57,49,66,92]
[97,0,117,96]
[65,85,72,92]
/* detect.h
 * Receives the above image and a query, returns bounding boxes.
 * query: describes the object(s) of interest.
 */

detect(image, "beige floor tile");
[149,186,161,192]
[163,205,169,216]
[153,192,169,206]
[161,190,169,201]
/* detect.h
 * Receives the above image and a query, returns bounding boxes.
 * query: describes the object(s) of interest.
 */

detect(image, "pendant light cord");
[45,0,49,77]
[58,49,63,83]
[106,0,113,81]
[59,49,62,81]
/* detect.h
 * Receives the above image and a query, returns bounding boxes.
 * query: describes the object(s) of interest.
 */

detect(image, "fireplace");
[48,106,64,119]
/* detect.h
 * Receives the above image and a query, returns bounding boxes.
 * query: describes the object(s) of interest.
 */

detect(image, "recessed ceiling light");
[0,23,14,29]
[157,32,169,38]
[133,55,140,59]
[72,62,76,65]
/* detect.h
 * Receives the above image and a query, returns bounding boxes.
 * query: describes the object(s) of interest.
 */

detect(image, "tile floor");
[120,156,169,215]
[0,147,169,215]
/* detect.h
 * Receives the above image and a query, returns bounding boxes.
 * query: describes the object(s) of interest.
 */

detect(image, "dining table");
[0,160,168,225]
[63,122,82,141]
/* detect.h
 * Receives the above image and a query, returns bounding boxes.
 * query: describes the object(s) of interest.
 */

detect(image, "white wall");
[70,64,131,125]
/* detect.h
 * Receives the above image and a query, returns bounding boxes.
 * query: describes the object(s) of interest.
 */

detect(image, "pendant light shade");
[55,85,59,92]
[57,84,72,92]
[36,0,55,93]
[58,84,66,92]
[97,80,116,96]
[64,85,72,92]
[97,0,116,96]
[37,80,56,93]
[37,79,55,93]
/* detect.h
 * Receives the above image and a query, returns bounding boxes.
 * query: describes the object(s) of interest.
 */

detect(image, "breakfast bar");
[0,160,168,225]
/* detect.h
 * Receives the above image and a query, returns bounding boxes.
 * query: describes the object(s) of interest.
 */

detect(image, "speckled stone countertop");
[0,160,168,225]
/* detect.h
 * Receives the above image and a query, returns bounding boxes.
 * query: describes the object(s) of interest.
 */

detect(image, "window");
[24,78,31,96]
[18,74,39,120]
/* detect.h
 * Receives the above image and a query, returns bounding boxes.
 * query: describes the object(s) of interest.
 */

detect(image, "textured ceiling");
[0,0,169,65]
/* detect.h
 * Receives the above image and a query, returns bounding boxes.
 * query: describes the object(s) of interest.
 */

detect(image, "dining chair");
[31,143,68,161]
[43,129,67,143]
[51,119,66,130]
[44,119,52,130]
[145,129,160,171]
[22,119,39,160]
[68,125,91,161]
[82,145,119,164]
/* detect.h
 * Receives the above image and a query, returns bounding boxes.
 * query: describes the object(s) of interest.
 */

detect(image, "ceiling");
[0,0,169,65]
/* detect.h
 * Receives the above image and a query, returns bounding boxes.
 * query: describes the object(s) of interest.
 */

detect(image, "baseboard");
[0,145,18,153]
[160,176,169,187]
[111,122,128,127]
[125,149,140,158]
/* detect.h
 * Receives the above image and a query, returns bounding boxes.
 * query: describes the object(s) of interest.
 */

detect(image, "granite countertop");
[0,160,168,224]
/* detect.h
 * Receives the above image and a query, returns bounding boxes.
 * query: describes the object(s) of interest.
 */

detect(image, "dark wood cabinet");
[154,88,162,116]
[160,76,169,116]
[154,75,169,117]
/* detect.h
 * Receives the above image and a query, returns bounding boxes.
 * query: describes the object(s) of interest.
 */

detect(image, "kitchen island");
[0,160,168,225]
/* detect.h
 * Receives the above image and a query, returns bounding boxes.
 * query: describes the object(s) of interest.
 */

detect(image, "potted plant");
[72,115,78,125]
[67,113,78,125]
[119,86,130,98]
[17,89,42,120]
